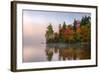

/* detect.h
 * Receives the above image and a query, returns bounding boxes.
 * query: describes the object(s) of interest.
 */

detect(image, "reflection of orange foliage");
[59,48,76,60]
[76,49,90,59]
[59,48,90,60]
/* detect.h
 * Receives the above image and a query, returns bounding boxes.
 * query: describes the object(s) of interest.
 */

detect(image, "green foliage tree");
[74,28,81,42]
[62,21,66,30]
[54,33,59,43]
[47,23,54,34]
[80,16,91,26]
[45,23,54,43]
[59,22,67,43]
[73,19,77,31]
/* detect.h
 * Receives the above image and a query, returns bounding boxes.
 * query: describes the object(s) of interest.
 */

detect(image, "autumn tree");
[80,24,90,42]
[59,22,67,43]
[64,25,75,43]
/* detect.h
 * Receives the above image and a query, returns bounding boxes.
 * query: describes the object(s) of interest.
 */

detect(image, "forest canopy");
[45,16,91,43]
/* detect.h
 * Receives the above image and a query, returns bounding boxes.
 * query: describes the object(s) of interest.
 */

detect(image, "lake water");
[23,42,91,62]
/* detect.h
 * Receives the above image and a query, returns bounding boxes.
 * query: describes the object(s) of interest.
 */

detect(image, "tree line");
[45,16,91,43]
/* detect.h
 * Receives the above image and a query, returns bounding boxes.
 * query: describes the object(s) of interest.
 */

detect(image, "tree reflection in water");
[45,43,91,61]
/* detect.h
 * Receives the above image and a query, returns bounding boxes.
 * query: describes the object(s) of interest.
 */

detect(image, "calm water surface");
[23,42,91,62]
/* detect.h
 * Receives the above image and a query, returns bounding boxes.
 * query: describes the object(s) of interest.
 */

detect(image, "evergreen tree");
[45,23,54,43]
[80,16,91,26]
[73,19,77,31]
[47,23,54,34]
[62,21,66,29]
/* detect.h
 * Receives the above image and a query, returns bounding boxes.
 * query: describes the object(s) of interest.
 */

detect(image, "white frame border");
[16,3,97,70]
